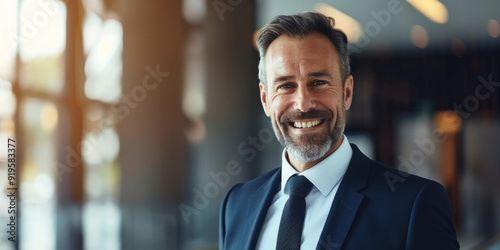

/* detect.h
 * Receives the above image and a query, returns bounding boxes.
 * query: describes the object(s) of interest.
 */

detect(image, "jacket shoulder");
[367,157,442,194]
[348,144,439,195]
[228,167,280,197]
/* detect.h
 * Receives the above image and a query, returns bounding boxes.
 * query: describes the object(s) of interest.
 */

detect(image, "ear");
[343,75,354,110]
[259,82,271,117]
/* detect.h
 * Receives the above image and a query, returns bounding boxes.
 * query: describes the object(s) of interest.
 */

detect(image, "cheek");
[269,97,286,119]
[271,107,284,124]
[319,95,339,111]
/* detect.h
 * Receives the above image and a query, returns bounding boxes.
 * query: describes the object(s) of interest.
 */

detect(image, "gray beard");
[272,109,345,162]
[283,134,334,162]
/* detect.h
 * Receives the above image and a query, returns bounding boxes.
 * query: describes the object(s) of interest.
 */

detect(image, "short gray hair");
[257,11,350,86]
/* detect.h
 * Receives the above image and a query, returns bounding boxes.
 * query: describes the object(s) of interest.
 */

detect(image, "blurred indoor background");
[0,0,499,249]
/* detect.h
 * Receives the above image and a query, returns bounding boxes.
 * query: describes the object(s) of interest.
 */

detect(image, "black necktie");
[276,175,313,250]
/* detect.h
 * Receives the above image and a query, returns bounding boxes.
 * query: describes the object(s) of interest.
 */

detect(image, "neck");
[287,135,344,172]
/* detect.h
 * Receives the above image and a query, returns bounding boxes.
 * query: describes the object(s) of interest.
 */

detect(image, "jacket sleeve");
[219,184,240,250]
[406,181,460,250]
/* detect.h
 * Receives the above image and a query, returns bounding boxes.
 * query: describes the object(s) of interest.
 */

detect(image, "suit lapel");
[243,168,281,250]
[316,144,371,250]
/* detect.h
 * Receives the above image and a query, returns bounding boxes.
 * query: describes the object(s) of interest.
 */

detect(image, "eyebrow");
[272,71,334,84]
[308,71,334,80]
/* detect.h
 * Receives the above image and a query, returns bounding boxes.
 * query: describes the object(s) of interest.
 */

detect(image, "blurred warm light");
[82,127,120,165]
[185,118,206,143]
[434,111,461,133]
[84,162,120,202]
[82,132,102,165]
[99,35,116,57]
[20,55,65,93]
[0,79,16,117]
[101,128,120,161]
[34,173,55,200]
[20,159,37,184]
[40,102,58,131]
[84,18,123,103]
[83,11,104,55]
[411,25,429,48]
[406,0,449,24]
[183,0,206,24]
[183,30,206,121]
[0,0,18,81]
[183,89,206,119]
[19,0,66,60]
[0,119,15,135]
[451,38,465,58]
[315,3,364,43]
[488,19,500,38]
[18,0,66,94]
[253,29,260,51]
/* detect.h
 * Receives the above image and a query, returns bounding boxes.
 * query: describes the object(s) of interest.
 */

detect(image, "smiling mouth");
[289,119,325,129]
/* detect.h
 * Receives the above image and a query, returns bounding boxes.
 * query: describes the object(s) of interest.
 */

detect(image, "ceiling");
[255,0,500,54]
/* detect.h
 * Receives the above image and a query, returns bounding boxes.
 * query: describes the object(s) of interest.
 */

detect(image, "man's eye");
[278,83,293,90]
[312,80,327,86]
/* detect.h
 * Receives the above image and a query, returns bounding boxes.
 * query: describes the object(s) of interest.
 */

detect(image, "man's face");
[259,33,353,163]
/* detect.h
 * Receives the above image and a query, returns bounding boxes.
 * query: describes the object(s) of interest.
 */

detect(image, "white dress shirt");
[256,135,353,250]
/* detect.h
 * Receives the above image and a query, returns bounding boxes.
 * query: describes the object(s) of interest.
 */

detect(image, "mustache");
[280,109,332,123]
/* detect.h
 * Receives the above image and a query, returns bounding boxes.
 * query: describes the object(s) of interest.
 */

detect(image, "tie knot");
[287,175,313,198]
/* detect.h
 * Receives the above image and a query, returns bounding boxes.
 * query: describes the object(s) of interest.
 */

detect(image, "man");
[219,11,459,250]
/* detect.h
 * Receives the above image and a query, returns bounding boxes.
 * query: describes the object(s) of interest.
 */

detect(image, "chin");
[286,137,334,162]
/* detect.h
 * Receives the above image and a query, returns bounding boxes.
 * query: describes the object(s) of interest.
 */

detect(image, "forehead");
[265,33,340,81]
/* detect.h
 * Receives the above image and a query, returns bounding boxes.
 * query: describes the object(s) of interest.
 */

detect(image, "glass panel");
[19,0,66,94]
[182,30,207,143]
[84,16,122,103]
[0,0,18,81]
[182,30,206,120]
[0,79,17,119]
[82,122,120,198]
[82,104,121,250]
[19,98,58,250]
[83,11,103,55]
[83,201,121,250]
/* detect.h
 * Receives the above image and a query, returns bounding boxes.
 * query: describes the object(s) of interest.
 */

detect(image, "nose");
[293,85,315,112]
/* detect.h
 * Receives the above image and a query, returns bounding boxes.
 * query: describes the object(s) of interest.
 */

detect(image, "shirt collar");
[281,135,353,196]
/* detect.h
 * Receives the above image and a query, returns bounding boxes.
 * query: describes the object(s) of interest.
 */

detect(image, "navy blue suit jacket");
[219,144,459,249]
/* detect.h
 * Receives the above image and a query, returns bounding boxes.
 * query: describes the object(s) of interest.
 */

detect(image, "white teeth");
[293,120,321,128]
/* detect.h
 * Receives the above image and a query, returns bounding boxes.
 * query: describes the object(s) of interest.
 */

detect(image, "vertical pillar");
[117,0,187,249]
[180,0,260,247]
[434,111,461,231]
[56,0,85,249]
